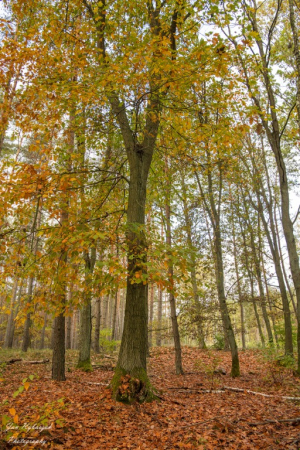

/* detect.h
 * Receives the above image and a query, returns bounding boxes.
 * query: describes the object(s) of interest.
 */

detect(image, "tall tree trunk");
[148,284,154,349]
[195,168,240,377]
[77,248,96,371]
[156,287,163,347]
[112,289,120,341]
[165,159,183,375]
[288,0,300,133]
[231,8,300,370]
[239,213,265,347]
[274,201,297,316]
[231,214,246,350]
[39,313,47,350]
[249,226,274,344]
[51,207,68,381]
[22,277,34,352]
[113,145,155,400]
[65,315,72,350]
[4,278,19,348]
[242,142,293,354]
[52,107,74,380]
[181,175,206,349]
[94,296,101,353]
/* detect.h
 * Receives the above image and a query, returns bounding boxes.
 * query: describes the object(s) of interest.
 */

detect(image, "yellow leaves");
[9,408,16,416]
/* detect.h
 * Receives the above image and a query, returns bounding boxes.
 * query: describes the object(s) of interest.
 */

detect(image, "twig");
[167,385,300,400]
[222,385,300,401]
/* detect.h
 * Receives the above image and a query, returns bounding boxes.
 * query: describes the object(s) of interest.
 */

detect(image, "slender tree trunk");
[77,248,96,371]
[52,208,68,381]
[94,296,101,353]
[165,159,183,375]
[288,0,300,133]
[65,315,72,350]
[112,289,120,341]
[214,227,240,376]
[239,216,266,346]
[249,227,274,344]
[274,202,297,316]
[22,277,34,352]
[232,217,246,350]
[233,10,300,369]
[156,287,163,347]
[148,284,154,349]
[244,144,293,353]
[181,175,206,349]
[256,196,292,353]
[250,273,265,347]
[52,108,74,380]
[39,313,47,350]
[4,278,18,348]
[195,169,239,377]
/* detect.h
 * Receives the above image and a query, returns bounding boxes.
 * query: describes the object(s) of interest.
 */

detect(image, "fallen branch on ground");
[249,417,300,426]
[1,358,49,365]
[222,386,300,401]
[167,385,300,401]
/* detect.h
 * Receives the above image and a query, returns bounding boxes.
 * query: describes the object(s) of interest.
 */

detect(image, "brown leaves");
[1,348,300,449]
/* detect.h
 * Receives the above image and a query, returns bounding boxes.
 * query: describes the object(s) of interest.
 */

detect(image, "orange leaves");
[1,348,300,449]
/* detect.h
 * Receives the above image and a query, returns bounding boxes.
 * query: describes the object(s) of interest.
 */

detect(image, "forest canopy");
[0,0,300,401]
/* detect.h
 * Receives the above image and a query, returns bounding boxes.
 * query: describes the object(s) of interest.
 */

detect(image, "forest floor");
[0,347,300,450]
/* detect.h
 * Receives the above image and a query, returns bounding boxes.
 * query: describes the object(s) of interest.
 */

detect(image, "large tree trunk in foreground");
[112,145,155,402]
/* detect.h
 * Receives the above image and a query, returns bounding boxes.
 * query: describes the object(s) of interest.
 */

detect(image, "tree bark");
[181,175,206,349]
[165,159,183,375]
[22,277,34,352]
[148,284,154,349]
[39,313,47,350]
[195,166,240,377]
[113,146,154,400]
[94,296,101,353]
[156,287,163,347]
[288,0,300,133]
[77,248,96,371]
[4,278,19,348]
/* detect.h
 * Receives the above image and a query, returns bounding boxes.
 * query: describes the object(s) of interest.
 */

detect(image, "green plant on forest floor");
[260,348,295,386]
[99,328,120,353]
[213,334,225,350]
[194,351,222,389]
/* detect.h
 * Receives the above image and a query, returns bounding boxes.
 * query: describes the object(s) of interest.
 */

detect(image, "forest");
[0,0,300,448]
